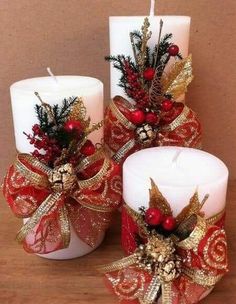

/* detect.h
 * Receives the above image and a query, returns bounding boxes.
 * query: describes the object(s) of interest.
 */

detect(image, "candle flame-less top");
[123,147,228,217]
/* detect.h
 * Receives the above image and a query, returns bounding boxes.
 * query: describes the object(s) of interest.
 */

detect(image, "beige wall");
[0,0,236,179]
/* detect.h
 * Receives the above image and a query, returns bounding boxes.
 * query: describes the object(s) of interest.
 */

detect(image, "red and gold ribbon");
[98,212,228,304]
[99,182,228,304]
[104,96,202,164]
[2,151,122,254]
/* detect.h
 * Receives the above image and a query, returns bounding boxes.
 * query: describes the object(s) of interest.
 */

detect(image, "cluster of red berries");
[26,124,62,164]
[129,99,174,126]
[124,61,149,106]
[144,207,176,232]
[129,109,159,126]
[27,119,96,166]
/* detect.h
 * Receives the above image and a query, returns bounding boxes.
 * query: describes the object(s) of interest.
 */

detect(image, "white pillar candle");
[10,75,104,153]
[11,75,104,259]
[109,16,190,99]
[123,147,228,218]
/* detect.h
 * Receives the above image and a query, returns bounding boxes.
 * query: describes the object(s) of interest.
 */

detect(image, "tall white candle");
[10,75,104,153]
[123,147,228,218]
[109,16,191,99]
[11,75,104,259]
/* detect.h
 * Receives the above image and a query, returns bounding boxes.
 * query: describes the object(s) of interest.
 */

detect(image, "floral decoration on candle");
[2,94,122,254]
[104,18,201,164]
[98,180,228,304]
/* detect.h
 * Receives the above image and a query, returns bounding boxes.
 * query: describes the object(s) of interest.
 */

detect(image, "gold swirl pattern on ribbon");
[160,106,190,132]
[16,192,62,242]
[203,228,228,270]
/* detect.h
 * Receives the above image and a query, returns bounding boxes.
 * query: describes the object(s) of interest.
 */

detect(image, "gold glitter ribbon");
[112,139,136,163]
[182,267,224,287]
[14,152,115,248]
[177,215,207,250]
[140,275,161,304]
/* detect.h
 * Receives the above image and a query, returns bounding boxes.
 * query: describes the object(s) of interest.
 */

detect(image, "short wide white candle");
[109,16,190,99]
[10,76,104,153]
[123,147,228,218]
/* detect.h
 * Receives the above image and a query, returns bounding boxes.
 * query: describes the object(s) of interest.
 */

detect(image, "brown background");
[0,0,236,179]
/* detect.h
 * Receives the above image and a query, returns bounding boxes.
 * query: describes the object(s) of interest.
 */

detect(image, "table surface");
[0,181,235,304]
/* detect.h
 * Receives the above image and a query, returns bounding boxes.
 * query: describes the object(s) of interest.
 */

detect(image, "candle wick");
[47,67,58,84]
[149,0,156,17]
[172,150,182,164]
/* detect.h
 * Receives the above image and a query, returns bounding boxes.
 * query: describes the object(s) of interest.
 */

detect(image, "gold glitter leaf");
[175,191,206,225]
[69,97,90,128]
[149,178,172,216]
[161,55,193,100]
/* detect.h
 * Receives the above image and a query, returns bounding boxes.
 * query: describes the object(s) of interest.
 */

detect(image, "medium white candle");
[109,16,191,99]
[10,75,104,153]
[123,147,228,218]
[11,74,104,259]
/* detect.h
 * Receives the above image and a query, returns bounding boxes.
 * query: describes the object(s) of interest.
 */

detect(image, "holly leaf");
[161,55,193,100]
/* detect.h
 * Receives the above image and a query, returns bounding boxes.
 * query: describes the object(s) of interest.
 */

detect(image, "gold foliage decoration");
[161,55,193,100]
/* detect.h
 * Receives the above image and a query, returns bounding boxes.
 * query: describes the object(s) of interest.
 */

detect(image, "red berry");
[64,120,82,133]
[145,112,159,125]
[80,140,96,156]
[162,216,176,231]
[32,124,42,136]
[130,110,145,125]
[161,99,173,112]
[168,45,179,56]
[143,67,155,81]
[145,208,163,226]
[32,150,40,157]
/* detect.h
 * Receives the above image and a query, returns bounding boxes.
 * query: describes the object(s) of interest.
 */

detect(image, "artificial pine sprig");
[35,95,77,135]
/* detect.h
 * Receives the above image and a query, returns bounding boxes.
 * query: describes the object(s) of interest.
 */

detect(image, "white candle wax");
[109,16,191,99]
[123,147,228,218]
[10,76,104,153]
